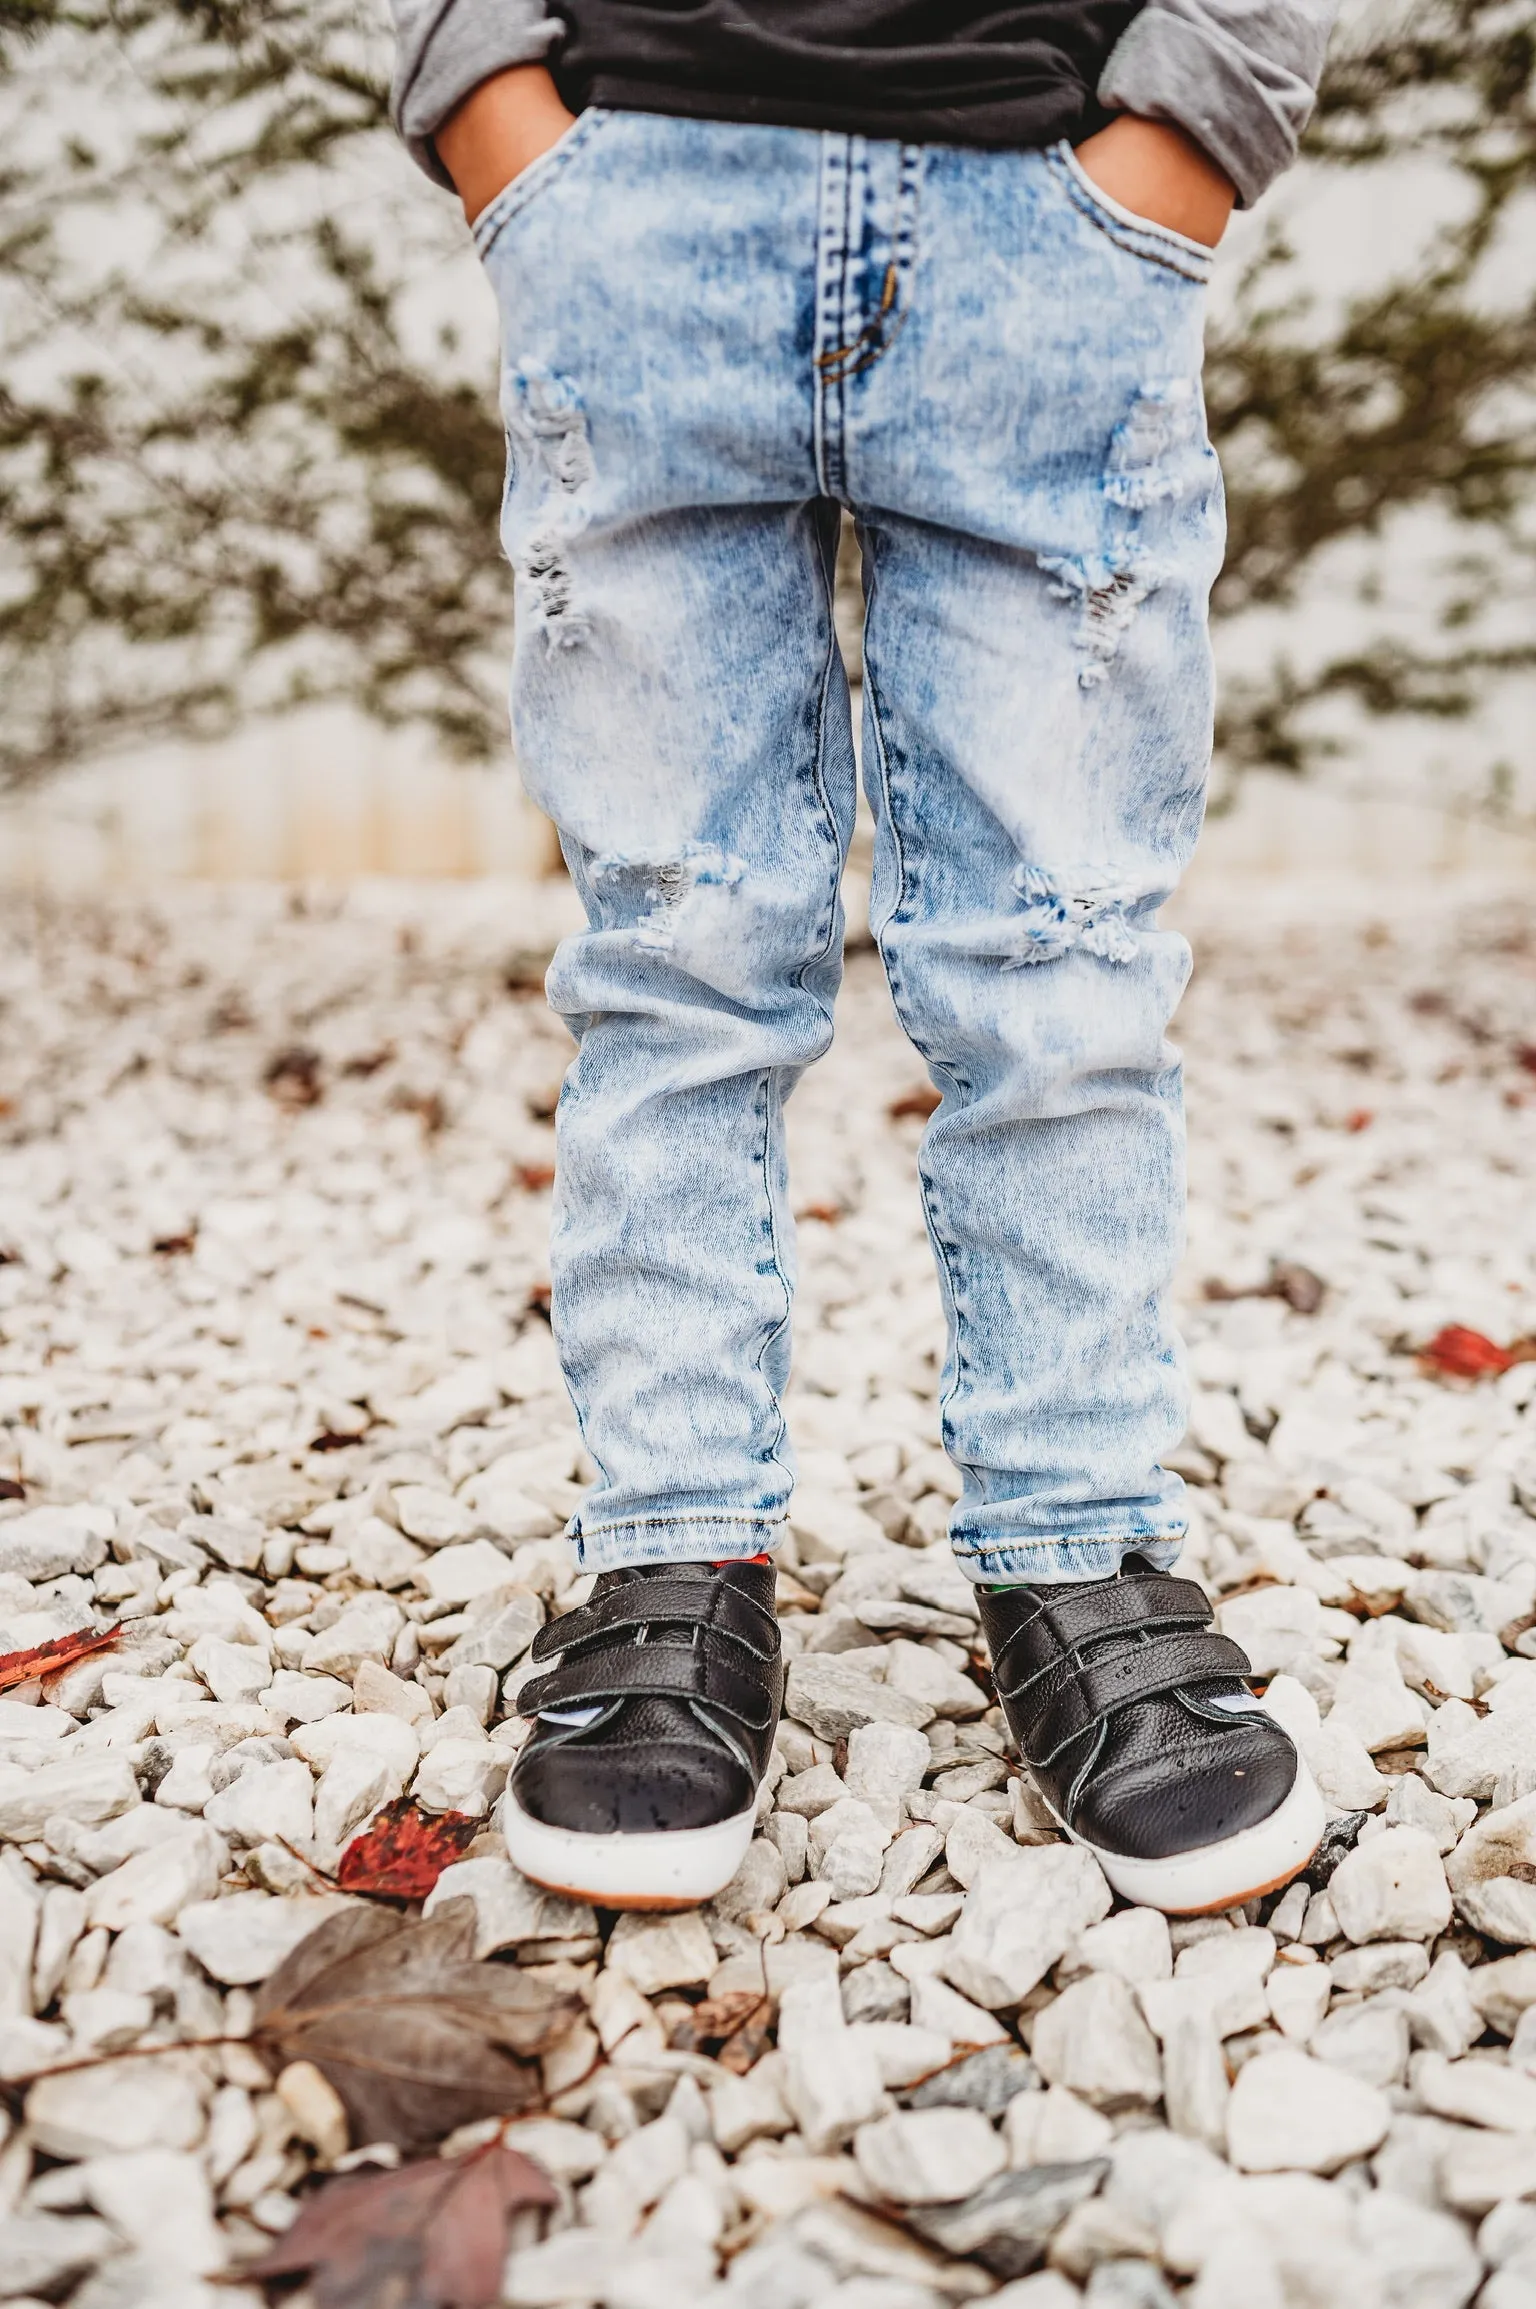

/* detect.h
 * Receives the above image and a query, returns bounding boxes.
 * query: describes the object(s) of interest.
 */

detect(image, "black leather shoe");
[504,1558,782,1908]
[979,1556,1324,1914]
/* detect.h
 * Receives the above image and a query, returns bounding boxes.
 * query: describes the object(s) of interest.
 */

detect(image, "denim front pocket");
[472,109,612,262]
[1045,141,1216,287]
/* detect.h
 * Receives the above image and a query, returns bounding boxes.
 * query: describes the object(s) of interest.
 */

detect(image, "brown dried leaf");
[241,2141,556,2309]
[251,1901,582,2151]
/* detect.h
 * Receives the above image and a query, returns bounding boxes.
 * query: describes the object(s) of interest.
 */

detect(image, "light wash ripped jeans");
[476,110,1225,1586]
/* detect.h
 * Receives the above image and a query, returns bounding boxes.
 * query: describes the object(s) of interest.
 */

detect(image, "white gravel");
[0,880,1533,2307]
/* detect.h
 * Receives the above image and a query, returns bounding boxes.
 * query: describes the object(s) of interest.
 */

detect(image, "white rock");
[1031,1974,1162,2111]
[299,1596,405,1677]
[907,1971,1011,2047]
[313,1749,394,1856]
[177,1891,347,1984]
[789,1492,892,1563]
[392,1484,476,1546]
[882,1639,987,1720]
[945,1807,1021,1888]
[1067,1906,1172,1986]
[26,2053,208,2157]
[1447,1792,1536,1944]
[606,1909,717,1994]
[80,2148,225,2273]
[187,1636,272,1708]
[844,1721,932,1806]
[83,1821,229,1931]
[708,2053,794,2153]
[438,1589,543,1673]
[258,1670,352,1725]
[1218,1587,1323,1677]
[785,1655,934,1738]
[418,1540,519,1604]
[204,1760,315,1849]
[423,1856,596,1955]
[1326,1649,1426,1755]
[0,1504,111,1580]
[352,1659,435,1726]
[1412,2049,1536,2132]
[849,2020,953,2088]
[1396,1953,1480,2065]
[1226,2046,1390,2174]
[288,1710,420,1780]
[0,1854,39,2019]
[1160,2005,1232,2153]
[944,1845,1112,2009]
[1311,1998,1410,2090]
[0,1753,139,1843]
[778,1974,890,2152]
[1328,1826,1452,1944]
[1351,2189,1481,2309]
[853,2107,1006,2204]
[346,1518,428,1591]
[808,1796,893,1899]
[1266,1960,1331,2043]
[1384,1773,1477,1853]
[413,1734,507,1816]
[1004,2085,1114,2168]
[154,1744,217,1813]
[0,2210,117,2294]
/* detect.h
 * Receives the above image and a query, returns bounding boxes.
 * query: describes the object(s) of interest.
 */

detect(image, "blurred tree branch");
[0,0,1533,804]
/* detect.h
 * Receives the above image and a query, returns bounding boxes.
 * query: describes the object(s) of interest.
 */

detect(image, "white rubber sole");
[502,1789,758,1910]
[1061,1761,1328,1916]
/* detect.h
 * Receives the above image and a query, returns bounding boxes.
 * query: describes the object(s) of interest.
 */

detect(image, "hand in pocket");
[1071,116,1235,249]
[436,64,578,227]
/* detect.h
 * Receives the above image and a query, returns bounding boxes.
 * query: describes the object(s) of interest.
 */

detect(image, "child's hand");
[1071,116,1236,248]
[436,64,578,226]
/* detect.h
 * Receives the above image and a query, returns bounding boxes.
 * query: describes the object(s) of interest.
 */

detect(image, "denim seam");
[860,551,982,1496]
[814,143,922,386]
[573,1508,787,1538]
[952,1525,1188,1555]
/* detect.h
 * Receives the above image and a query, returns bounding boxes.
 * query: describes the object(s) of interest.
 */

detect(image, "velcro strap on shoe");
[991,1575,1212,1700]
[519,1638,778,1730]
[1022,1631,1255,1767]
[528,1577,778,1666]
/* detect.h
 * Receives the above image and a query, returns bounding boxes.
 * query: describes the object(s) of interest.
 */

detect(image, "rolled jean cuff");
[953,1533,1184,1586]
[568,1511,785,1575]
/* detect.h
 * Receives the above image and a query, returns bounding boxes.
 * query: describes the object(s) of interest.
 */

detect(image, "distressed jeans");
[477,111,1225,1584]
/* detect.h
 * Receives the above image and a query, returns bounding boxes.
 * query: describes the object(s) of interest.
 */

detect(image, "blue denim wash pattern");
[476,112,1225,1584]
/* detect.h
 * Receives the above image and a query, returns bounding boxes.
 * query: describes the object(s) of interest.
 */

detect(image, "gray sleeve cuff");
[390,0,562,189]
[1097,0,1338,208]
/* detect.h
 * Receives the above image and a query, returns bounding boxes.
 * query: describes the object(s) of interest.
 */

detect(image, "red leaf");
[1418,1325,1515,1381]
[1516,1044,1536,1078]
[514,1163,557,1192]
[336,1798,481,1901]
[241,2141,556,2309]
[1344,1108,1374,1133]
[0,1622,122,1695]
[889,1084,942,1121]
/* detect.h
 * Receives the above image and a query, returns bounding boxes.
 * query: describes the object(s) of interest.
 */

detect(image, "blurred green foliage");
[0,0,1533,796]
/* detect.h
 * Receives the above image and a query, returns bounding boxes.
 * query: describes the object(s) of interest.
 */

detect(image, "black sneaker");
[504,1558,783,1909]
[979,1556,1324,1914]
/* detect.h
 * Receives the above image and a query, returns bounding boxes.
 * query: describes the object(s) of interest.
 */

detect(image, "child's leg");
[480,114,854,1900]
[481,116,857,1574]
[841,139,1322,1907]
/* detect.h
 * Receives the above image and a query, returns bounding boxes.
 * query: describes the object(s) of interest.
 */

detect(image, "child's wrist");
[436,63,577,224]
[1072,114,1236,248]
